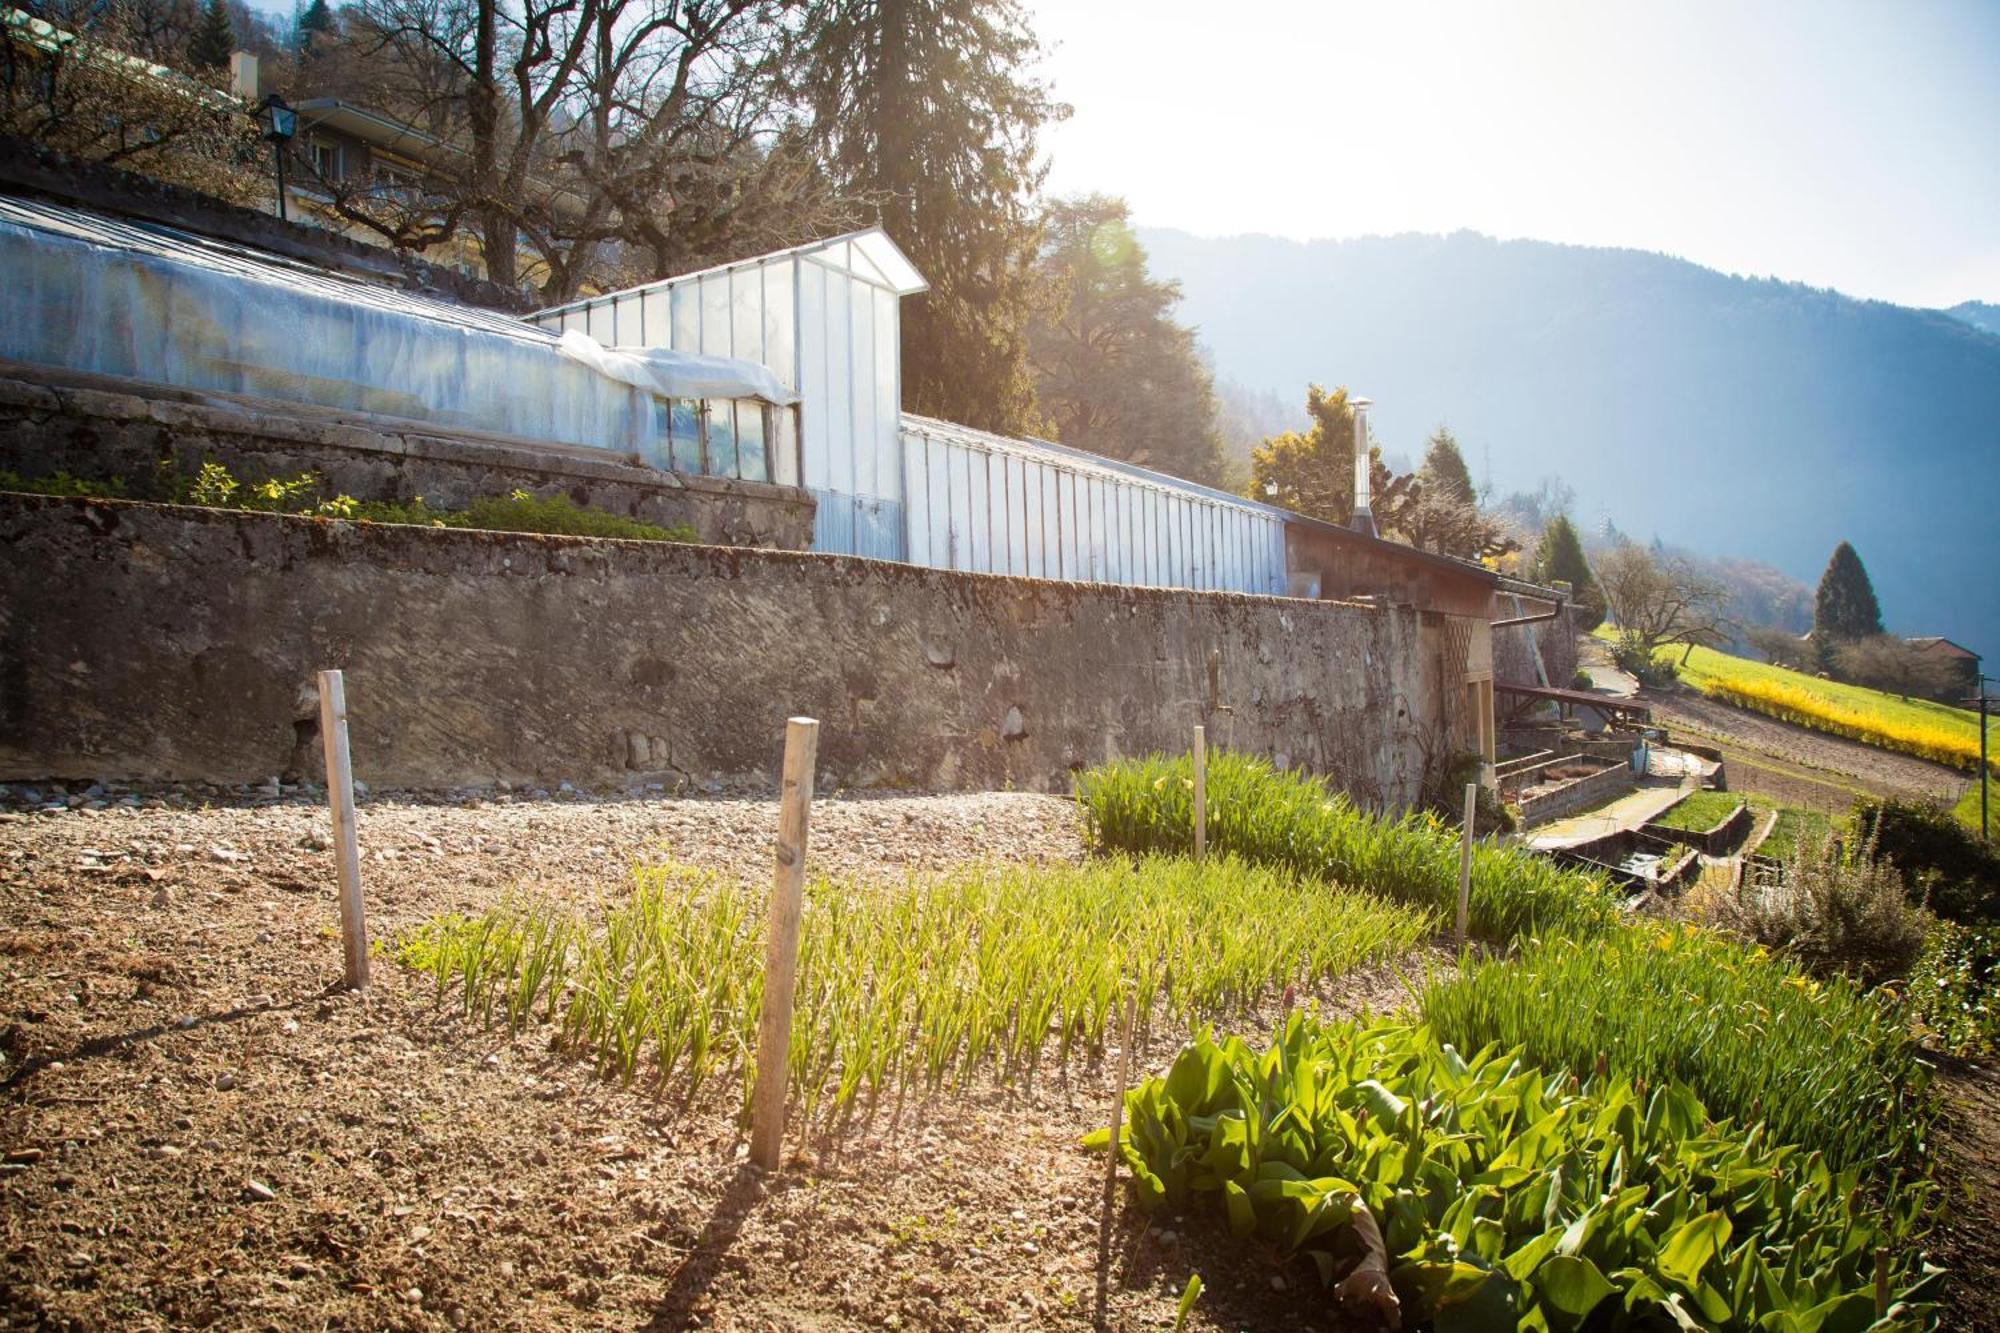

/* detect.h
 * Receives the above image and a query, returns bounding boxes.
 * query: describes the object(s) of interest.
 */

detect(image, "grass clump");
[1420,924,1935,1182]
[1650,788,1744,834]
[400,856,1429,1135]
[1101,1015,1939,1329]
[1076,751,1617,941]
[1757,806,1830,862]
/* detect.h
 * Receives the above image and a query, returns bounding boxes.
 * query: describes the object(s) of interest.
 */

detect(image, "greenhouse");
[3,188,1292,596]
[0,194,795,477]
[534,231,1290,592]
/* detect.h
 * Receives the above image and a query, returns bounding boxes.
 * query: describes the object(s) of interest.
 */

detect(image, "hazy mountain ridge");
[1947,301,2000,337]
[1141,226,2000,657]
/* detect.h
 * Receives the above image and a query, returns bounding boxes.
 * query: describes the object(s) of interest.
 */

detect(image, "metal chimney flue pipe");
[1350,395,1375,537]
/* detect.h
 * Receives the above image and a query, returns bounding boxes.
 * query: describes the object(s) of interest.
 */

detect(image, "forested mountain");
[1140,227,2000,657]
[1947,301,2000,338]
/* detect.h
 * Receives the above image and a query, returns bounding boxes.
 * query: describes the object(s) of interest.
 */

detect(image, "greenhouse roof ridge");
[901,413,1293,518]
[532,227,927,320]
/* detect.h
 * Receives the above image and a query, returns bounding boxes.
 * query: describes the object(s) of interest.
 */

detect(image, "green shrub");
[1076,751,1617,941]
[1420,924,1935,1181]
[1097,1015,1939,1329]
[0,468,127,498]
[1909,923,2000,1059]
[1720,826,1932,986]
[1853,797,2000,925]
[7,459,699,543]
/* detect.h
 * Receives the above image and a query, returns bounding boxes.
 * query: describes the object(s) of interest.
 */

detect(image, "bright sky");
[1025,0,2000,309]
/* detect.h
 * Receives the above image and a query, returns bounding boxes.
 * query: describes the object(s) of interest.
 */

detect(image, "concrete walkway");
[1526,782,1689,850]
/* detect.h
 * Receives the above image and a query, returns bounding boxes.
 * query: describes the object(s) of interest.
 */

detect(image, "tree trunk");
[468,0,514,288]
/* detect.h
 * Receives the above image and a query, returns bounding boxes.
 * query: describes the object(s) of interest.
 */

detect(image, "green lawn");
[1649,788,1744,833]
[1602,631,1993,773]
[1958,776,1993,838]
[1757,807,1832,861]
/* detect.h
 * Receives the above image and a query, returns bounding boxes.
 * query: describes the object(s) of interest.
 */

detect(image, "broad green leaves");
[1103,1018,1939,1331]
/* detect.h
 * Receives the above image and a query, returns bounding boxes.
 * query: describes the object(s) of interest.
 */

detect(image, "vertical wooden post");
[1192,724,1207,861]
[317,669,369,990]
[1455,781,1477,951]
[750,717,820,1171]
[1101,994,1136,1218]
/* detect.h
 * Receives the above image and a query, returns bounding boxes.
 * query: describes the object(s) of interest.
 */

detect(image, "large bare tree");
[1597,543,1733,670]
[299,0,848,301]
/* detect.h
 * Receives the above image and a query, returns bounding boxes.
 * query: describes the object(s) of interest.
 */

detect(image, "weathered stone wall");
[1492,597,1579,689]
[0,363,814,550]
[0,495,1469,805]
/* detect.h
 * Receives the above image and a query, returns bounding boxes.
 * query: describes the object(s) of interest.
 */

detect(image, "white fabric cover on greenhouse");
[553,331,796,406]
[0,193,763,461]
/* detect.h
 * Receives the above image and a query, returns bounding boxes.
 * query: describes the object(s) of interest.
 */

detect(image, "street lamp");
[254,93,297,222]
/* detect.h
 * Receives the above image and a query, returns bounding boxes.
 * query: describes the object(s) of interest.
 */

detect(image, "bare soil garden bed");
[0,789,1434,1331]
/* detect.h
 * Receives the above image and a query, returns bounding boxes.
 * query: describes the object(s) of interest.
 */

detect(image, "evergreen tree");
[296,0,335,57]
[1418,426,1475,505]
[1536,513,1606,630]
[797,0,1062,435]
[1247,385,1365,525]
[1813,540,1885,654]
[1028,195,1227,484]
[189,0,235,71]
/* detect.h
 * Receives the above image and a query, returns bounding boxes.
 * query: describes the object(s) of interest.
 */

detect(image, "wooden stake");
[317,669,369,990]
[1874,1247,1889,1317]
[1192,724,1207,861]
[1101,994,1136,1220]
[750,716,820,1171]
[1455,781,1477,951]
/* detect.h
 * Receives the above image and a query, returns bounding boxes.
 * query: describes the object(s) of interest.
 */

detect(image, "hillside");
[1948,301,2000,337]
[1140,227,2000,656]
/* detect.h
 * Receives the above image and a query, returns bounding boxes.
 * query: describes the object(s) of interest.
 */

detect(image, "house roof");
[1907,636,1981,659]
[1285,508,1502,589]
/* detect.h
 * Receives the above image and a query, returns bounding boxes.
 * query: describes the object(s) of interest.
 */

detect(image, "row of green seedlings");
[1419,922,1937,1186]
[1101,1014,1940,1329]
[1075,750,1619,940]
[399,857,1431,1136]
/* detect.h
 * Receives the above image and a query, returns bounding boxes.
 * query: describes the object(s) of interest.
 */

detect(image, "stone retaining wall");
[0,494,1472,800]
[0,363,814,550]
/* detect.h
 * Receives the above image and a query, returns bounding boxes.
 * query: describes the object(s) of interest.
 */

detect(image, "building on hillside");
[1906,636,1982,699]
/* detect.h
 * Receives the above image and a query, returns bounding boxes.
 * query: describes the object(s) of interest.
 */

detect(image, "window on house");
[308,139,343,183]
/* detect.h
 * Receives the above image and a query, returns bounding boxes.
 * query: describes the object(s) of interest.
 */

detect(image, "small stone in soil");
[243,1179,277,1203]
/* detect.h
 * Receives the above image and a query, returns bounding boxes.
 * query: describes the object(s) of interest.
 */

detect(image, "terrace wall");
[0,494,1470,802]
[0,363,814,550]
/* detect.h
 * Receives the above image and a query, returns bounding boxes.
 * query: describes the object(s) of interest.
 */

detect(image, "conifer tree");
[1419,427,1475,505]
[1536,513,1605,630]
[1028,195,1227,484]
[296,0,335,57]
[1813,540,1885,655]
[797,0,1062,435]
[189,0,236,71]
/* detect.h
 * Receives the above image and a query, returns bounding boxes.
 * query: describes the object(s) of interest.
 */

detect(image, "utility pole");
[1968,673,1994,843]
[1981,676,1993,843]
